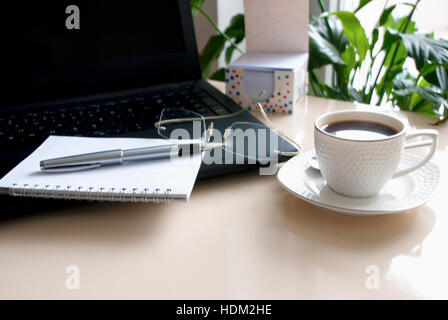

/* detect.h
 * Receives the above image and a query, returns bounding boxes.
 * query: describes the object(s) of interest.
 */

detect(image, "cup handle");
[393,129,439,179]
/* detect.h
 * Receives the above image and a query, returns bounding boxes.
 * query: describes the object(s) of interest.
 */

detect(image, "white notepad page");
[0,136,203,202]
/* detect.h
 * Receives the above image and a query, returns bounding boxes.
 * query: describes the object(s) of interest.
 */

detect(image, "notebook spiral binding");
[8,183,174,204]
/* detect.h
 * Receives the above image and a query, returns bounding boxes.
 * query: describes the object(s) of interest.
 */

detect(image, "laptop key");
[212,107,230,116]
[201,97,218,106]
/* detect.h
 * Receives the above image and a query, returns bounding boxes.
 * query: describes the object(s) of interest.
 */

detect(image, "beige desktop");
[0,82,447,300]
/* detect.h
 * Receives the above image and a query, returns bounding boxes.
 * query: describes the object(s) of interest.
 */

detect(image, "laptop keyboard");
[0,89,232,153]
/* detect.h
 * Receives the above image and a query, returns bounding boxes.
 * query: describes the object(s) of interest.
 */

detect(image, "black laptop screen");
[1,0,201,107]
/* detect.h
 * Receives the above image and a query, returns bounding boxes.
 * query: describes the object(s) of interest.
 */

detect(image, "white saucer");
[277,149,440,216]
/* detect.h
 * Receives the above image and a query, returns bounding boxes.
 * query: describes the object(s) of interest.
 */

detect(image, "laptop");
[0,0,295,216]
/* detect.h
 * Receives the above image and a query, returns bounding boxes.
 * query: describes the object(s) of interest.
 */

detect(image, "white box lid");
[231,52,309,71]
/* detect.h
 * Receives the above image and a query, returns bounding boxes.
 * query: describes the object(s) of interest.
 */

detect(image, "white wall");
[217,0,246,68]
[193,1,219,72]
[193,0,246,73]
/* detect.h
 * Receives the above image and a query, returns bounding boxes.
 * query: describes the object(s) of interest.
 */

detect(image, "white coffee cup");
[314,110,439,198]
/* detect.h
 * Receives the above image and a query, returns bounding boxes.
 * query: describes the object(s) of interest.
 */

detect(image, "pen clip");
[40,163,102,173]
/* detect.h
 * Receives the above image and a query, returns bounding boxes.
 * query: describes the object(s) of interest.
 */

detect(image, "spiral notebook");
[0,136,203,203]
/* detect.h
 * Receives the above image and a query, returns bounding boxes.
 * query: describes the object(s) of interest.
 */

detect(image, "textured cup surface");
[314,111,406,198]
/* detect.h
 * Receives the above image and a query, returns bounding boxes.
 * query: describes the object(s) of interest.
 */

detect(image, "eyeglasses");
[154,93,301,162]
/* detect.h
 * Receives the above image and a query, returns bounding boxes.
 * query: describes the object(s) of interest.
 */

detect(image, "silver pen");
[40,143,208,173]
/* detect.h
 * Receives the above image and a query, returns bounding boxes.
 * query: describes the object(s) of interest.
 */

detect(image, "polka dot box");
[225,53,308,115]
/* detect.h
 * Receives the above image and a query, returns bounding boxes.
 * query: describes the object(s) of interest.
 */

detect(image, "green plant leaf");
[198,12,245,79]
[342,46,356,70]
[435,65,448,92]
[385,13,396,29]
[334,64,350,95]
[381,40,410,99]
[199,35,226,79]
[412,79,444,116]
[386,16,417,34]
[381,30,399,51]
[390,70,418,109]
[341,46,356,83]
[355,0,373,13]
[210,68,226,82]
[224,14,245,41]
[403,2,417,10]
[190,0,206,18]
[308,25,345,70]
[393,70,416,90]
[393,86,448,109]
[404,19,417,34]
[312,16,349,53]
[371,28,379,55]
[417,62,448,91]
[384,42,407,67]
[225,46,235,65]
[377,67,403,99]
[379,5,396,26]
[419,62,441,78]
[224,40,244,65]
[414,103,442,116]
[310,70,325,97]
[398,33,448,69]
[430,64,448,92]
[321,84,349,100]
[348,88,365,103]
[331,11,369,63]
[408,86,429,108]
[223,14,245,64]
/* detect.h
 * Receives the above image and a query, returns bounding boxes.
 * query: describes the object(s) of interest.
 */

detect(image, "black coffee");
[323,120,398,140]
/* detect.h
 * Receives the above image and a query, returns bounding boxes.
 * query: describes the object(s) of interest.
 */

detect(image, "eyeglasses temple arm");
[252,91,302,157]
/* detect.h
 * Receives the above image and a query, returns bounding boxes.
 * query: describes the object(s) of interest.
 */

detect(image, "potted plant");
[192,0,448,124]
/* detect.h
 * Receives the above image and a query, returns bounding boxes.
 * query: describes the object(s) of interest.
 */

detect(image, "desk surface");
[1,82,448,300]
